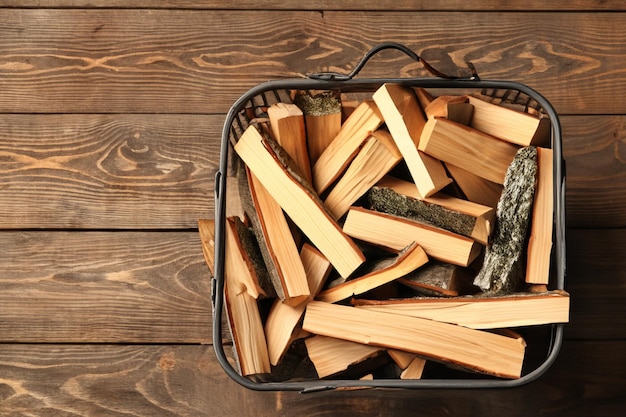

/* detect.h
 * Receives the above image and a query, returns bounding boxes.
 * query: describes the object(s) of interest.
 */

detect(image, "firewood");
[473,147,538,293]
[268,102,312,183]
[294,91,342,164]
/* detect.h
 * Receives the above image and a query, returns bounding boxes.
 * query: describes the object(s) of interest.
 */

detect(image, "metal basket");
[212,43,566,392]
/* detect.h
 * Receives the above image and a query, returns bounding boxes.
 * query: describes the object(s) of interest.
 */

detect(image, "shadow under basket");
[212,48,566,392]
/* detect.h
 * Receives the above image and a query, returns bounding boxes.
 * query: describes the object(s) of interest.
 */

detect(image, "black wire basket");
[212,43,566,392]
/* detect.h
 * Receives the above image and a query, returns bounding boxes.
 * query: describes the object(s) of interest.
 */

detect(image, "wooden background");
[1,2,625,416]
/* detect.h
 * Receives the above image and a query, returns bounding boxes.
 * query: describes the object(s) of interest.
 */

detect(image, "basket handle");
[308,42,480,81]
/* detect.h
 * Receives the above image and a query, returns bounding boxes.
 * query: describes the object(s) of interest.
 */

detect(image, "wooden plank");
[0,341,623,416]
[565,229,626,340]
[0,114,623,229]
[1,10,626,114]
[0,228,622,343]
[0,114,217,229]
[0,9,324,114]
[562,116,626,228]
[2,1,625,10]
[0,231,213,343]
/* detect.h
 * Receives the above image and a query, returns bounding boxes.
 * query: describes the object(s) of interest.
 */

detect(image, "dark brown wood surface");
[2,10,626,115]
[3,1,626,10]
[0,114,218,229]
[0,3,624,416]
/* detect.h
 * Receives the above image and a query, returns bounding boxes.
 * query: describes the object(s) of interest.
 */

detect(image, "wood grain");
[565,229,626,340]
[0,231,213,343]
[562,116,626,228]
[0,229,621,343]
[0,341,623,417]
[2,1,625,10]
[0,114,217,229]
[2,10,626,114]
[0,114,622,229]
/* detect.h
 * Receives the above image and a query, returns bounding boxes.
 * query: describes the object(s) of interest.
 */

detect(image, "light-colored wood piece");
[224,217,265,299]
[312,99,384,194]
[324,130,402,219]
[468,96,550,146]
[306,111,342,164]
[223,217,271,376]
[400,357,427,379]
[234,125,365,278]
[267,102,312,183]
[419,117,520,184]
[343,206,482,267]
[445,163,503,208]
[302,301,526,379]
[316,242,428,303]
[295,93,343,164]
[265,244,332,365]
[198,219,216,275]
[354,290,570,329]
[304,335,384,379]
[387,349,417,369]
[373,83,451,197]
[247,170,310,305]
[526,147,554,284]
[424,95,473,125]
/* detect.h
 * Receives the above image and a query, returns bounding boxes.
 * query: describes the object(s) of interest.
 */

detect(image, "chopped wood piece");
[300,243,334,298]
[246,169,309,305]
[387,348,428,379]
[419,117,520,184]
[224,283,271,377]
[312,99,384,194]
[343,206,482,267]
[294,91,342,164]
[324,129,402,220]
[387,349,417,369]
[424,95,474,125]
[401,357,427,379]
[369,175,495,245]
[316,242,428,303]
[474,147,538,293]
[223,216,271,376]
[224,216,266,299]
[445,163,503,208]
[304,335,385,379]
[267,102,312,183]
[198,219,216,275]
[265,244,332,366]
[232,214,276,298]
[234,125,365,278]
[468,95,550,146]
[526,147,554,284]
[353,290,570,329]
[302,301,526,379]
[397,260,475,297]
[373,83,451,197]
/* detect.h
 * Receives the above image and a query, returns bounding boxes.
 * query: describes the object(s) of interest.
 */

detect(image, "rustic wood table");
[1,3,624,416]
